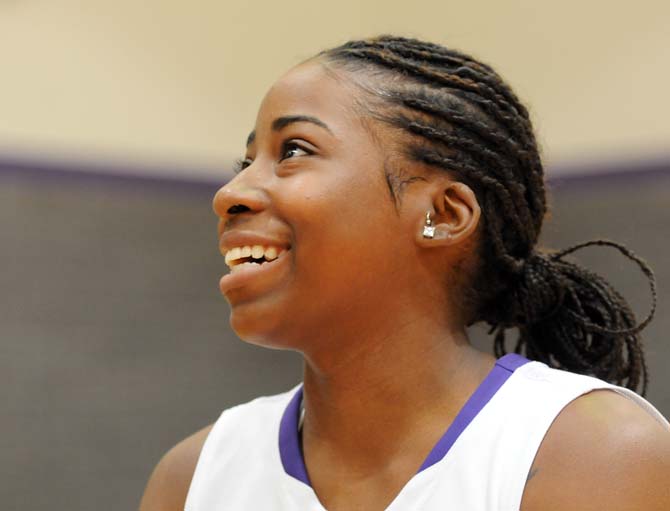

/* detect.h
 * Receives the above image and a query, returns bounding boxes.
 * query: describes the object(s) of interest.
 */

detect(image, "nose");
[212,170,270,225]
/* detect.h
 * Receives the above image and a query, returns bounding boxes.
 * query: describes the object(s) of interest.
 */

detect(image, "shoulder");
[138,387,299,511]
[521,388,670,511]
[139,424,214,511]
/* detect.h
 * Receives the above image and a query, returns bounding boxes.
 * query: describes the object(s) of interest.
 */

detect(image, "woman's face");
[213,61,424,351]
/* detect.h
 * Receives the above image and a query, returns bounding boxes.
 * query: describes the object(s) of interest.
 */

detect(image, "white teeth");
[225,247,242,266]
[224,244,288,268]
[230,261,261,273]
[251,245,264,258]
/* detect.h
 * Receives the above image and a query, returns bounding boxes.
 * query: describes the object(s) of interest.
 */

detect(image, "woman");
[140,36,670,510]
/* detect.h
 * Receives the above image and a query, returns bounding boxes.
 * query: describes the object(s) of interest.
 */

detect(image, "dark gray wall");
[2,168,669,511]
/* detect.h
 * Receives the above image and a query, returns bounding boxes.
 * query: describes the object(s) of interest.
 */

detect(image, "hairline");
[314,56,436,213]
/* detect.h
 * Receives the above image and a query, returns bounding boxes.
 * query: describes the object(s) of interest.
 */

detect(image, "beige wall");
[1,0,668,179]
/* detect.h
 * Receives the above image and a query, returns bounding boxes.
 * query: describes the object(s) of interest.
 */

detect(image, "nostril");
[228,204,250,214]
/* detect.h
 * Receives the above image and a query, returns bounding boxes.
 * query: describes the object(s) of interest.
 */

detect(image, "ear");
[415,182,481,247]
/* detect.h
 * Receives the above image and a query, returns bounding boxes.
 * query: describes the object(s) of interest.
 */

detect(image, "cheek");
[300,172,379,239]
[283,164,379,233]
[292,179,393,289]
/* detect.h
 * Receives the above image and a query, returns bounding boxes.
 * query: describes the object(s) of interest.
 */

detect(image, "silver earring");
[422,211,436,238]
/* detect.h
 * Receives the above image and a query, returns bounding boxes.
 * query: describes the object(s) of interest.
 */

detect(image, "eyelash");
[232,158,250,175]
[232,141,311,175]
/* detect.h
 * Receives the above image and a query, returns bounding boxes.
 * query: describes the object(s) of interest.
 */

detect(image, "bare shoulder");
[138,424,215,511]
[521,389,670,511]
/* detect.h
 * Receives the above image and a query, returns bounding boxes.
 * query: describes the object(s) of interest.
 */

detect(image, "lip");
[219,247,291,295]
[218,230,292,256]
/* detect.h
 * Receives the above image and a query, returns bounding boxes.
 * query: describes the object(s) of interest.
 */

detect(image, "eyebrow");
[246,115,333,147]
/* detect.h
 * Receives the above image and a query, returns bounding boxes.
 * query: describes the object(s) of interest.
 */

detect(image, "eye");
[232,157,253,175]
[280,141,311,161]
[232,141,311,175]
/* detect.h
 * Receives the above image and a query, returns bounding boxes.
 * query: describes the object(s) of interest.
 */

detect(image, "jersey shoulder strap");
[184,386,299,511]
[479,361,669,510]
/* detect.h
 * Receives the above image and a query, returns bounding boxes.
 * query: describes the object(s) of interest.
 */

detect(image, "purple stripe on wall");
[548,155,670,190]
[1,152,669,193]
[0,153,224,194]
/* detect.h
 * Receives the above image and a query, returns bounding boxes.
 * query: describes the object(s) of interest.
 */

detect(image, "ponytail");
[486,239,656,395]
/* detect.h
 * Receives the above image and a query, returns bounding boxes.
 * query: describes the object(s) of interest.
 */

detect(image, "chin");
[228,306,295,350]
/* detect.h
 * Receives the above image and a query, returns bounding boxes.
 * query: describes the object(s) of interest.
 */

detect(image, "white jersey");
[184,354,669,511]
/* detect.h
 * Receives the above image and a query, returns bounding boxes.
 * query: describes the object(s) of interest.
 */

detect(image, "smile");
[224,244,288,270]
[219,248,291,295]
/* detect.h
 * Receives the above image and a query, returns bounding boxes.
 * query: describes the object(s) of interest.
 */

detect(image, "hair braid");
[318,35,656,394]
[411,148,534,262]
[398,119,536,241]
[339,47,535,147]
[395,94,547,229]
[380,41,529,119]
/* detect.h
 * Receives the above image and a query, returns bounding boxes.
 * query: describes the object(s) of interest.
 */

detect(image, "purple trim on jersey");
[278,386,311,485]
[278,353,530,486]
[418,352,530,471]
[494,352,531,373]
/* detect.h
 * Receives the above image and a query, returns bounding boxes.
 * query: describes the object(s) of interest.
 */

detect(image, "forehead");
[253,61,361,136]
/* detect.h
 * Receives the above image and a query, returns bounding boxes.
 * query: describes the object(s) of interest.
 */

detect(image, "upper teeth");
[224,245,286,267]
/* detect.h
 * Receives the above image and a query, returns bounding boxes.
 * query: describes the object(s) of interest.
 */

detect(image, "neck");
[299,309,495,474]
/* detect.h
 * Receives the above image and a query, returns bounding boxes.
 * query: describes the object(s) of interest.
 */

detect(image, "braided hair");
[315,35,657,395]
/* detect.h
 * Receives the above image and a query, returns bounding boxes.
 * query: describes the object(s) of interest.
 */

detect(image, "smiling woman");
[139,36,670,511]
